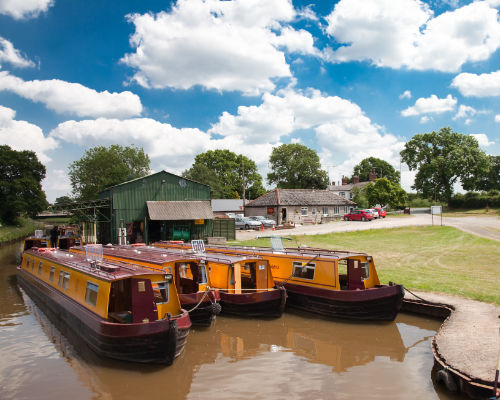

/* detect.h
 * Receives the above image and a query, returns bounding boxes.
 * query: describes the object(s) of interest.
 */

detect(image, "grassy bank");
[0,217,42,244]
[238,226,500,305]
[442,208,500,217]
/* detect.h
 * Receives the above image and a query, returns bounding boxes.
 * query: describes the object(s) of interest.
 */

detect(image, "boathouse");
[245,189,355,225]
[98,171,214,244]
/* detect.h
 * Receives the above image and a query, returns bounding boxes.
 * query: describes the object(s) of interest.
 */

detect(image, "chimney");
[369,169,377,182]
[341,176,348,185]
[353,175,360,184]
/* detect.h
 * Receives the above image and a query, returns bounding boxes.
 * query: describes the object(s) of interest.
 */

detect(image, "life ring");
[436,369,457,392]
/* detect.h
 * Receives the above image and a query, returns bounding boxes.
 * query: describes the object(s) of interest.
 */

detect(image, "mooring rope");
[404,286,452,309]
[185,287,211,314]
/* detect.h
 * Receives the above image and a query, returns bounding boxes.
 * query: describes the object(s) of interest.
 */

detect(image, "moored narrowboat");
[70,244,221,327]
[18,246,191,364]
[154,241,404,321]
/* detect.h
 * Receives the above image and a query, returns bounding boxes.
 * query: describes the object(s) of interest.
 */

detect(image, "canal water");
[0,242,468,400]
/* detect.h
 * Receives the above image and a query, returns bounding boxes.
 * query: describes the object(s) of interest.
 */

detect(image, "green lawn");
[237,226,500,305]
[0,218,43,244]
[442,208,500,217]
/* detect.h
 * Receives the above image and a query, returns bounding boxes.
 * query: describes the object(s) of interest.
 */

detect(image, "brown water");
[0,241,469,400]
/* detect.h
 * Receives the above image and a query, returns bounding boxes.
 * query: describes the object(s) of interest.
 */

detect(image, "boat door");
[130,278,158,323]
[255,261,269,290]
[347,259,365,290]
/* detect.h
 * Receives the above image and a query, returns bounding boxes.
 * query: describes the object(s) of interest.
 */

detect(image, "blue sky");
[0,0,499,202]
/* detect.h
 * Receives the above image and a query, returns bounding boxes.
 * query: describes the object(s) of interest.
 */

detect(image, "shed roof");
[246,189,355,207]
[147,201,214,221]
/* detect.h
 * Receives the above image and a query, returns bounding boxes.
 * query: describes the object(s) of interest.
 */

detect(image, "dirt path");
[236,213,500,242]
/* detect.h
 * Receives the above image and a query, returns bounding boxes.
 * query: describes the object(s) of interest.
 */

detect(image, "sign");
[194,219,205,225]
[431,206,442,215]
[267,207,275,215]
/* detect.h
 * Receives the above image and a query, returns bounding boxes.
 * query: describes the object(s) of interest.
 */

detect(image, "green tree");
[183,150,265,199]
[365,178,407,209]
[69,145,150,200]
[400,127,490,202]
[477,155,500,191]
[351,186,369,208]
[55,195,72,204]
[267,144,329,189]
[0,145,48,224]
[352,157,400,184]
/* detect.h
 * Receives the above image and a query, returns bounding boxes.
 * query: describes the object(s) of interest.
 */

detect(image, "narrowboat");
[18,246,191,364]
[22,230,50,251]
[70,244,221,327]
[57,225,82,249]
[154,241,404,321]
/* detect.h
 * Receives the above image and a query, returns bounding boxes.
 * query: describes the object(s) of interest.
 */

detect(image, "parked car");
[373,207,387,218]
[343,209,374,221]
[234,216,262,230]
[248,215,275,227]
[366,209,380,219]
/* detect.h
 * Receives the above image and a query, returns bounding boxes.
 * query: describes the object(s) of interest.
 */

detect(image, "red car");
[374,207,387,218]
[343,209,374,221]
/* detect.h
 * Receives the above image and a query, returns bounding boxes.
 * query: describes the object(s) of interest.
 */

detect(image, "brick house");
[245,189,356,225]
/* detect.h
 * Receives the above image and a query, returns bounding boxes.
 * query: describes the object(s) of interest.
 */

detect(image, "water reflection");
[0,241,468,400]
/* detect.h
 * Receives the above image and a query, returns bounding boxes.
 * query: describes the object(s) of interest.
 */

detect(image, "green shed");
[98,171,213,244]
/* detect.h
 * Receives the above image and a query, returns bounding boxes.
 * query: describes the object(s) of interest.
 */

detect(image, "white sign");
[431,206,442,215]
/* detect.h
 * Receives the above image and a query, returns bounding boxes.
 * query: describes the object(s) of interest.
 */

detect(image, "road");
[235,212,500,242]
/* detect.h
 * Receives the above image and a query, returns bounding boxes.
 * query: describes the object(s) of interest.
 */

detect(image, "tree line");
[1,127,498,225]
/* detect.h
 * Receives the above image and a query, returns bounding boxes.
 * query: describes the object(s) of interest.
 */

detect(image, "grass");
[237,226,500,305]
[35,217,72,224]
[441,208,500,217]
[0,217,43,244]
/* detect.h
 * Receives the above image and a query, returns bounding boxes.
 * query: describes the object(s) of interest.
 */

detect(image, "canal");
[0,242,469,400]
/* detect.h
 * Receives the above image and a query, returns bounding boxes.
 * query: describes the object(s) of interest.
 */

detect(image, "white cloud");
[451,70,500,97]
[121,0,318,95]
[399,90,412,99]
[0,0,53,20]
[420,116,430,123]
[495,114,500,122]
[0,37,34,68]
[401,94,457,116]
[0,71,143,118]
[469,133,494,147]
[0,105,58,162]
[297,4,318,21]
[324,0,500,72]
[453,104,477,119]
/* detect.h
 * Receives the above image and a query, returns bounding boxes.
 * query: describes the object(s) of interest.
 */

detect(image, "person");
[50,225,59,248]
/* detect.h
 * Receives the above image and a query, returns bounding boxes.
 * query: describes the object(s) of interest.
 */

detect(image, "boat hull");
[282,282,404,321]
[17,268,191,364]
[179,290,221,327]
[219,287,286,318]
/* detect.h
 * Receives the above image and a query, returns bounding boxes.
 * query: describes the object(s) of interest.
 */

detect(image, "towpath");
[235,213,500,242]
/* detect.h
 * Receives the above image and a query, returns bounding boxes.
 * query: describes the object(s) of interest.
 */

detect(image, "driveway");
[235,213,500,243]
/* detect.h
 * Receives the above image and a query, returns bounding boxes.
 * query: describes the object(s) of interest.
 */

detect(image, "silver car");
[248,215,275,227]
[234,216,262,230]
[366,209,379,219]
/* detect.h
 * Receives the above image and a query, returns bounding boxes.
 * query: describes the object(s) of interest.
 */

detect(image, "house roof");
[211,199,246,212]
[329,181,371,191]
[246,189,356,207]
[147,201,214,220]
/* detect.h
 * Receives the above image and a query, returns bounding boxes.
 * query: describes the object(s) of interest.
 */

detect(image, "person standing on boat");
[50,225,59,248]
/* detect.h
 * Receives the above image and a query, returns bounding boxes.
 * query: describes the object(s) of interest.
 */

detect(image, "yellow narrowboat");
[154,241,404,321]
[18,246,191,364]
[69,244,221,327]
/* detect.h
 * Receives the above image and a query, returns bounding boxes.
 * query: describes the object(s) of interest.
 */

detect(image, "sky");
[0,0,499,202]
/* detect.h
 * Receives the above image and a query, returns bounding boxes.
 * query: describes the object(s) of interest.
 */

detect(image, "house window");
[301,207,308,216]
[312,208,317,215]
[340,192,345,198]
[334,206,340,215]
[350,192,353,199]
[37,261,43,276]
[85,282,99,306]
[323,206,328,215]
[152,281,169,304]
[292,261,315,280]
[344,206,350,213]
[49,267,55,282]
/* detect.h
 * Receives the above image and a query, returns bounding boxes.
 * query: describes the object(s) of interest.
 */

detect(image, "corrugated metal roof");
[246,189,355,207]
[147,201,214,221]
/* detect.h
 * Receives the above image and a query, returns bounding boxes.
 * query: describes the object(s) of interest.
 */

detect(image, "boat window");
[25,256,31,268]
[197,265,208,285]
[37,261,43,276]
[292,261,315,280]
[31,258,35,271]
[49,267,55,282]
[58,271,64,286]
[62,273,70,290]
[152,281,169,304]
[85,282,99,306]
[361,262,370,280]
[178,263,189,279]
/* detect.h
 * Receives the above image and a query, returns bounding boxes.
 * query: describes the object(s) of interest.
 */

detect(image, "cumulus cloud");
[0,0,53,19]
[470,133,494,147]
[0,105,58,162]
[0,37,34,68]
[495,114,500,122]
[0,71,143,118]
[453,104,477,120]
[121,0,318,95]
[401,94,457,116]
[399,90,412,99]
[451,70,500,97]
[324,0,500,72]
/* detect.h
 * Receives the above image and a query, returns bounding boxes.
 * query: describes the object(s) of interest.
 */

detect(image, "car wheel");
[344,216,349,221]
[361,217,366,221]
[245,224,249,230]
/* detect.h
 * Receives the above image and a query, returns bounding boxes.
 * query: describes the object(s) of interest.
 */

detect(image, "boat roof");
[24,248,166,282]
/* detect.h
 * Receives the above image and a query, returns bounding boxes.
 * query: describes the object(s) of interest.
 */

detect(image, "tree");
[0,145,48,224]
[69,145,150,200]
[183,150,266,199]
[351,186,369,208]
[267,144,329,189]
[477,155,500,191]
[400,127,490,202]
[55,196,73,204]
[352,157,400,184]
[364,178,407,209]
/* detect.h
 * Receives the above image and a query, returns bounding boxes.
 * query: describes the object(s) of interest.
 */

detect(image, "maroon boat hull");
[282,282,404,321]
[219,287,286,318]
[179,290,221,327]
[17,268,191,364]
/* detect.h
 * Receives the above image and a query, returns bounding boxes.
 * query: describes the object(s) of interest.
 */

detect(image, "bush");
[449,192,500,208]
